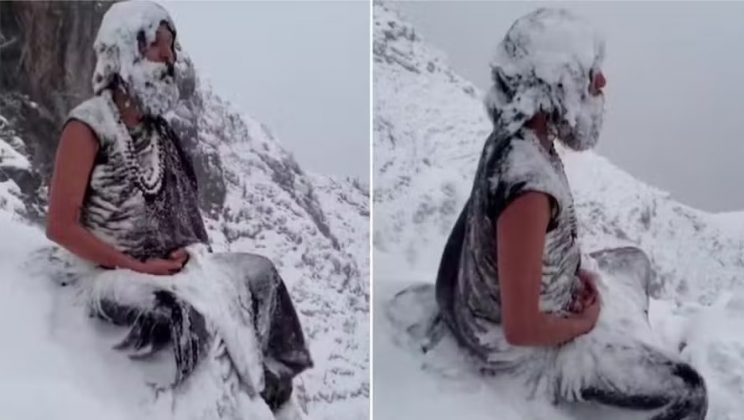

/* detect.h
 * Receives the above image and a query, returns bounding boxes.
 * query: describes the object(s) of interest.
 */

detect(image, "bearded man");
[45,1,312,415]
[434,8,708,419]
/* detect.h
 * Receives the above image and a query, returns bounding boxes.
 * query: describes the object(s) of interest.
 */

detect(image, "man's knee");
[593,246,654,294]
[237,254,283,295]
[212,252,277,278]
[620,247,653,290]
[241,253,276,276]
[603,246,651,270]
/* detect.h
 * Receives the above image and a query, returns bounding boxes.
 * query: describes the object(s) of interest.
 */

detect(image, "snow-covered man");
[45,0,312,414]
[435,8,708,419]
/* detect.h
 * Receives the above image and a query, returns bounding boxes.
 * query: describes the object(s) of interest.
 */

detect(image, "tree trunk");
[0,1,113,220]
[1,1,113,121]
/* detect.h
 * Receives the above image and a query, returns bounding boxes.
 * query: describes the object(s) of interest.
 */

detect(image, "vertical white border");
[368,0,375,419]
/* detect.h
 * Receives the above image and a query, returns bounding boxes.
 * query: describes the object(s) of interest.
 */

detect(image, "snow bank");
[0,213,138,420]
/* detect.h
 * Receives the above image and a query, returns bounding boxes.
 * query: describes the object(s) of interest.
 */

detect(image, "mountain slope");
[373,3,744,419]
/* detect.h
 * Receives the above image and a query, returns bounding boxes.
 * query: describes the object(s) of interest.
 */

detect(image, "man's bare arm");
[46,121,182,275]
[497,192,599,346]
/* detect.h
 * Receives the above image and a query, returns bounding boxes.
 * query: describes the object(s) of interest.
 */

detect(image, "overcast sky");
[161,1,369,182]
[394,1,744,213]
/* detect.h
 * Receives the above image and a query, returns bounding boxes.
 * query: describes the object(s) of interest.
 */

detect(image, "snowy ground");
[0,213,142,420]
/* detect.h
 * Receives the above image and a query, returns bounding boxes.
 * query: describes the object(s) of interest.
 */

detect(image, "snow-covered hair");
[92,0,177,94]
[484,8,605,139]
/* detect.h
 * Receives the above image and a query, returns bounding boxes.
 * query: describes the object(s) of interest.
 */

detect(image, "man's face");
[589,70,606,97]
[555,67,606,152]
[142,24,176,67]
[127,22,179,117]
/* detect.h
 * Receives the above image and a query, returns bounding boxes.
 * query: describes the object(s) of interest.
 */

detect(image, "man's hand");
[572,292,601,335]
[567,269,602,335]
[570,269,600,313]
[134,258,183,276]
[169,248,189,267]
[132,248,189,276]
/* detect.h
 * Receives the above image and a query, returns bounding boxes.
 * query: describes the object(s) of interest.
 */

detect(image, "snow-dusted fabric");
[66,90,208,261]
[436,127,581,368]
[84,246,313,408]
[404,248,707,418]
[484,8,605,151]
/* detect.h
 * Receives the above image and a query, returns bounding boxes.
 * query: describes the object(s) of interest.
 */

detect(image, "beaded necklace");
[105,91,166,197]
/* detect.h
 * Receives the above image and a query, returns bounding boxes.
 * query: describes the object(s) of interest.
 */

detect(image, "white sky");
[161,0,370,182]
[394,1,744,212]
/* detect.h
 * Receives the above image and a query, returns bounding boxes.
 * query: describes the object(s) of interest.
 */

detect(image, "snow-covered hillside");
[373,3,744,419]
[0,53,369,420]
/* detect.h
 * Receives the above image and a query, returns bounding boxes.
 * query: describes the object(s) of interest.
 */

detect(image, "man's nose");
[163,48,175,66]
[595,72,606,90]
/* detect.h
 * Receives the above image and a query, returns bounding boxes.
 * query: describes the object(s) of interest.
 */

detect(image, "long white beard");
[127,60,179,117]
[557,93,605,152]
